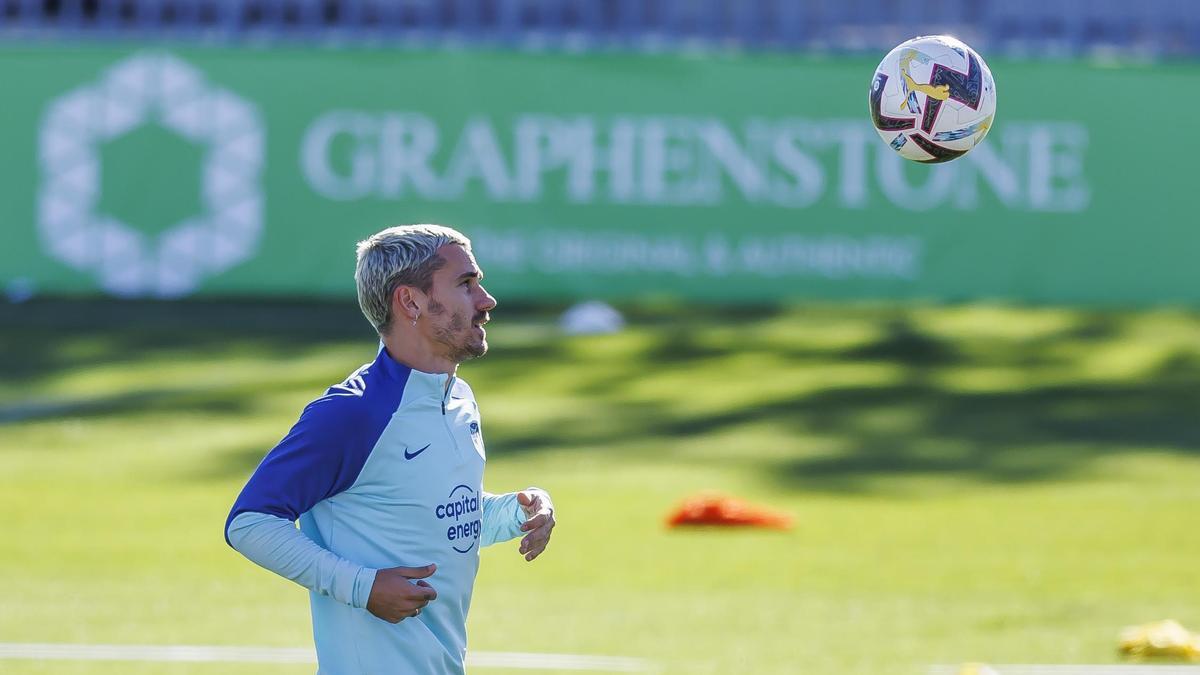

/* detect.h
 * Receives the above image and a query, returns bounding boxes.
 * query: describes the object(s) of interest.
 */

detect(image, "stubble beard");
[429,298,488,363]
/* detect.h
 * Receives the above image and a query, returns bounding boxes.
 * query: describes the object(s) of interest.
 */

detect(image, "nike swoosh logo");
[404,444,431,460]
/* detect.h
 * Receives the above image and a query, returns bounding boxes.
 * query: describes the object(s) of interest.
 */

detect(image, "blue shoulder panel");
[224,348,411,544]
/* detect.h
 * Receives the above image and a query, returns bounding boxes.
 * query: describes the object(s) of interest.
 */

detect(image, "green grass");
[1,300,1199,674]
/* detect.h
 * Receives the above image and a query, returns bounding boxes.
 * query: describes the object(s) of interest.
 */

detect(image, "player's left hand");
[517,489,555,562]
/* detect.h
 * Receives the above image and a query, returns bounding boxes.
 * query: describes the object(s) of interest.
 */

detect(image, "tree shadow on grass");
[482,313,1200,492]
[486,373,1200,480]
[0,388,248,423]
[770,377,1200,492]
[0,299,370,388]
[193,442,279,483]
[845,319,961,366]
[7,300,1200,493]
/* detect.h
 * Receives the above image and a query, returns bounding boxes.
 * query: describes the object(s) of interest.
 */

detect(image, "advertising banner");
[2,46,1196,304]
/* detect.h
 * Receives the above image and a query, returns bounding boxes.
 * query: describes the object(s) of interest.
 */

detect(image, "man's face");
[424,244,497,364]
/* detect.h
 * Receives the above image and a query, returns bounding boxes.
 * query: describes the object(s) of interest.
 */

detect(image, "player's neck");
[380,333,458,376]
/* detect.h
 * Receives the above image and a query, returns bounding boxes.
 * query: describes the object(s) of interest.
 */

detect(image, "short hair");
[354,224,472,335]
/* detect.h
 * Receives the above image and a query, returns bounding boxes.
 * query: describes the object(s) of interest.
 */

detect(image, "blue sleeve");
[224,393,376,545]
[226,512,377,609]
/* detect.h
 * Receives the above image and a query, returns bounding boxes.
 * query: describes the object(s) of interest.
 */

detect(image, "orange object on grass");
[666,492,793,530]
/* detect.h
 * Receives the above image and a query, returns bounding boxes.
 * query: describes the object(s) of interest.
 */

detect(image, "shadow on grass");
[845,319,961,365]
[0,388,247,422]
[486,373,1200,490]
[770,378,1200,491]
[481,313,1200,492]
[0,298,371,387]
[5,299,1200,492]
[195,443,281,482]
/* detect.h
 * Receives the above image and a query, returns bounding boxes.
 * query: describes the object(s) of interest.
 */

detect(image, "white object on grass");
[560,301,625,335]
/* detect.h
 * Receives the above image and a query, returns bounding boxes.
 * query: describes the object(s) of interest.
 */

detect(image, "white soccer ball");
[869,35,997,163]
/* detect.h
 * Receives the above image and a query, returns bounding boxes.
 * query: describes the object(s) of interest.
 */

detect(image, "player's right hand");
[366,563,438,623]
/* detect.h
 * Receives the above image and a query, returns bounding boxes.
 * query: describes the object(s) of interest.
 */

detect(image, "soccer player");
[225,224,556,674]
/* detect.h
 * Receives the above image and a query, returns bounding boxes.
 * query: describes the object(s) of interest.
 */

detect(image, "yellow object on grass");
[957,663,999,675]
[1118,619,1200,661]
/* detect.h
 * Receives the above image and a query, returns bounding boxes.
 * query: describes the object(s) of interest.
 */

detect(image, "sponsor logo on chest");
[436,484,481,553]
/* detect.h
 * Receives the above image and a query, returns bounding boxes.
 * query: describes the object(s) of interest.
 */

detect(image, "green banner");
[1,45,1197,304]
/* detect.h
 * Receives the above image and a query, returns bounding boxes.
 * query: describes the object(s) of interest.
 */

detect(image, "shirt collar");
[373,343,454,400]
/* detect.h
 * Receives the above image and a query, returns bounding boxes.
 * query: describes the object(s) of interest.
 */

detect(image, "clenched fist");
[366,564,438,623]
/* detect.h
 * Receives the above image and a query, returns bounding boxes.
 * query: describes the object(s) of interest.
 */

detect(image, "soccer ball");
[869,35,997,163]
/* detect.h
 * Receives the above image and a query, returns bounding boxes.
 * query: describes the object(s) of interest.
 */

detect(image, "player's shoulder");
[303,355,410,424]
[322,361,375,401]
[451,376,477,400]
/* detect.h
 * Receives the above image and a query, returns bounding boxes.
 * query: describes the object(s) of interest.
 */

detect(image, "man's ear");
[393,285,424,324]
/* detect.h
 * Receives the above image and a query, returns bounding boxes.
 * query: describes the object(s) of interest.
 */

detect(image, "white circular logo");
[38,52,265,297]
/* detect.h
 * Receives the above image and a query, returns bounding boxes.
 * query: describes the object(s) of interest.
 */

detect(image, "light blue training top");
[225,347,534,674]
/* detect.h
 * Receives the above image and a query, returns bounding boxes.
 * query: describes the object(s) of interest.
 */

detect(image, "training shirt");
[225,347,531,674]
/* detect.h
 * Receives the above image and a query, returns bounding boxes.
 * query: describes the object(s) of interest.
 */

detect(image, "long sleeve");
[224,387,388,609]
[480,487,552,547]
[225,392,377,531]
[227,511,377,609]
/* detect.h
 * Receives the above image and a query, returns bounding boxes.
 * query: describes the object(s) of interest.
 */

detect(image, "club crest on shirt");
[468,420,484,456]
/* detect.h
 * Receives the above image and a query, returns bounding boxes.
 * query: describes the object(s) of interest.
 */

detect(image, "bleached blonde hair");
[354,224,472,335]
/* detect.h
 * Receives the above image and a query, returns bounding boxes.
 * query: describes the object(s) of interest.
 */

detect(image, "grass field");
[1,299,1199,675]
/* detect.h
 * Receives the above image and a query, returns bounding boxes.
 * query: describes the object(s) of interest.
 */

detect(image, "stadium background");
[2,2,1199,674]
